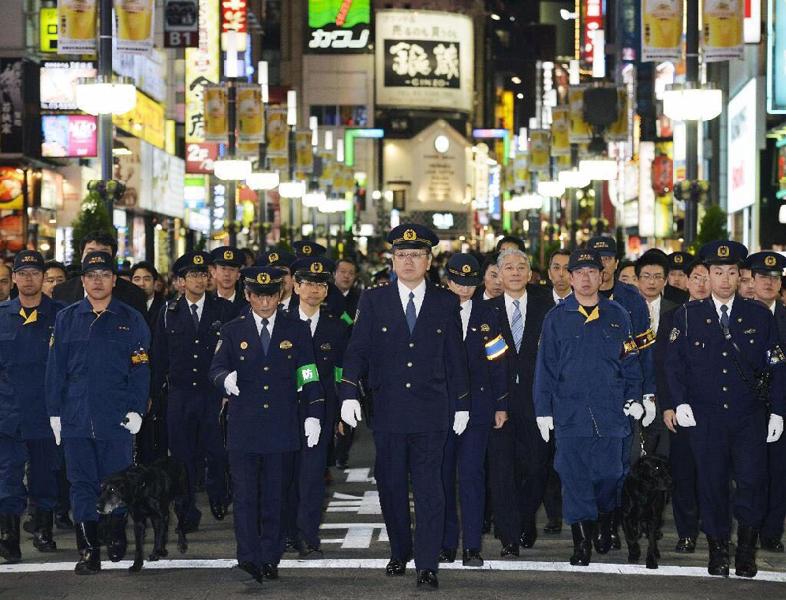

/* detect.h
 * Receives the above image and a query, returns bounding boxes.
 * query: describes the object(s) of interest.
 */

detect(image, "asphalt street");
[2,426,785,598]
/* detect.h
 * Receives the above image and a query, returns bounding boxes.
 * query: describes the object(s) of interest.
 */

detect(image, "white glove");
[453,411,470,436]
[675,403,697,427]
[304,417,321,448]
[121,412,143,435]
[341,399,362,428]
[536,416,554,442]
[49,417,61,446]
[642,395,657,428]
[623,400,644,421]
[224,370,240,397]
[767,414,784,443]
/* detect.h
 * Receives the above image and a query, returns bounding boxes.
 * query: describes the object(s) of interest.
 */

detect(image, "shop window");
[309,105,368,127]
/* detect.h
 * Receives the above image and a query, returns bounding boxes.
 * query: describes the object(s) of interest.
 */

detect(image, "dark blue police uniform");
[210,266,325,577]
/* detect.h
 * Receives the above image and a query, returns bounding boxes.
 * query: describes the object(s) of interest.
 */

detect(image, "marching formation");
[1,225,785,589]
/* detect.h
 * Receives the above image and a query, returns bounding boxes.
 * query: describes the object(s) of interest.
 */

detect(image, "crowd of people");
[0,226,785,589]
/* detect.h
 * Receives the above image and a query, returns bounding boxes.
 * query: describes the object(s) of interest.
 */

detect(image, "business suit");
[53,276,147,319]
[487,285,554,547]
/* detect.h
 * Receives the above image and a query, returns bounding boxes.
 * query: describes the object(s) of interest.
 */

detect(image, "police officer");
[658,259,710,554]
[209,266,324,585]
[666,240,786,578]
[666,252,693,304]
[210,246,247,317]
[533,248,643,567]
[282,255,348,556]
[587,236,655,548]
[439,254,508,567]
[0,251,64,563]
[747,251,786,553]
[151,251,233,528]
[45,251,150,574]
[340,224,469,590]
[292,241,349,321]
[257,249,297,313]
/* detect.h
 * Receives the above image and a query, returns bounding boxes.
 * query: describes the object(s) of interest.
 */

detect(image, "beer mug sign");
[703,0,744,62]
[114,0,156,55]
[58,0,97,54]
[642,0,682,62]
[237,84,264,143]
[204,85,229,142]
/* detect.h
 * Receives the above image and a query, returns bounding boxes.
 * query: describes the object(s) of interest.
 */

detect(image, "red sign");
[582,0,603,65]
[221,0,247,38]
[41,115,97,158]
[186,142,218,174]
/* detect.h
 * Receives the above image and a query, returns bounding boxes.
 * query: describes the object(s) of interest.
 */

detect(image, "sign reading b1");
[164,0,199,47]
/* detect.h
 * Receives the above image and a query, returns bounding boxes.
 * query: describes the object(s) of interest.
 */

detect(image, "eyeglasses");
[84,271,113,281]
[299,281,328,290]
[638,273,665,282]
[393,251,428,261]
[185,272,208,280]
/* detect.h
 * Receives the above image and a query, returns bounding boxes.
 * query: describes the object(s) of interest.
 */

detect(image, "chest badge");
[240,341,248,350]
[480,323,490,332]
[280,340,293,349]
[744,328,757,335]
[320,342,332,351]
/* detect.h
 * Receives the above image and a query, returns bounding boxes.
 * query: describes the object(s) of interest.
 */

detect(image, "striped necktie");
[511,299,523,352]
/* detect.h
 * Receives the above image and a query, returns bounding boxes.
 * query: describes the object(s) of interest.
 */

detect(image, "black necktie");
[720,304,730,337]
[260,318,270,354]
[190,303,199,330]
[306,318,313,337]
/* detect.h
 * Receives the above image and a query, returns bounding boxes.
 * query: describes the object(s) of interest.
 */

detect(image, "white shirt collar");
[459,298,472,340]
[552,288,569,303]
[712,295,735,320]
[217,289,236,303]
[299,307,320,336]
[769,300,778,315]
[146,296,154,311]
[280,294,291,310]
[483,291,493,301]
[504,290,527,328]
[251,309,276,336]
[397,279,427,316]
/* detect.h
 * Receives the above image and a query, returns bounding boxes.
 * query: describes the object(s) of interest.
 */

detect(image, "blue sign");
[768,0,786,113]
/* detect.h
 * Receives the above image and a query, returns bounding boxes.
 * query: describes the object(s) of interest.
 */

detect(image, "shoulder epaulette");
[167,300,179,310]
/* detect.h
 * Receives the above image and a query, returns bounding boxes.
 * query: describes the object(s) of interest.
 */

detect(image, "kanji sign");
[221,0,247,51]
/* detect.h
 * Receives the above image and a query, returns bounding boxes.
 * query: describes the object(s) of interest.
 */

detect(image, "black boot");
[735,526,759,578]
[609,508,621,550]
[0,514,21,563]
[32,509,57,552]
[570,521,594,566]
[707,536,730,577]
[594,512,613,554]
[75,522,101,575]
[106,514,128,562]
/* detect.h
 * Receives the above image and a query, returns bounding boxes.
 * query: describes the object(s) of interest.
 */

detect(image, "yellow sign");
[703,0,744,62]
[641,0,682,62]
[528,130,550,174]
[569,87,592,144]
[114,0,155,55]
[237,84,264,143]
[607,88,630,142]
[58,0,97,54]
[550,107,570,157]
[266,106,288,157]
[40,7,58,53]
[185,0,220,143]
[113,90,166,149]
[203,84,228,142]
[295,130,314,174]
[495,89,515,132]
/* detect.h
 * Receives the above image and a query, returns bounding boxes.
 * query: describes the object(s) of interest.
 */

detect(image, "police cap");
[13,250,44,272]
[241,266,285,295]
[291,256,335,283]
[387,223,439,250]
[568,248,603,272]
[698,240,748,266]
[210,246,243,268]
[446,254,482,287]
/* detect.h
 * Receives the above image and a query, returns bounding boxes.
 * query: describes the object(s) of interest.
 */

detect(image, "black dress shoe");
[416,569,439,590]
[54,511,73,530]
[385,558,407,576]
[543,518,562,534]
[675,537,696,553]
[519,528,538,548]
[283,537,304,554]
[209,499,226,521]
[462,548,484,567]
[299,544,323,558]
[438,548,456,563]
[236,561,263,583]
[500,543,519,558]
[760,536,784,552]
[261,563,279,580]
[707,536,730,577]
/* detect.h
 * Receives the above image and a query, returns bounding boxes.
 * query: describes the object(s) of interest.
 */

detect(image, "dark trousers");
[542,440,562,522]
[554,435,625,525]
[167,392,227,521]
[334,425,354,466]
[669,427,699,539]
[688,409,768,539]
[137,394,168,466]
[441,424,489,552]
[62,437,132,523]
[229,449,289,567]
[374,430,447,571]
[763,430,786,539]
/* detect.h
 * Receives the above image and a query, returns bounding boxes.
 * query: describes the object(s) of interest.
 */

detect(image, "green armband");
[340,311,353,325]
[334,366,343,383]
[296,363,320,390]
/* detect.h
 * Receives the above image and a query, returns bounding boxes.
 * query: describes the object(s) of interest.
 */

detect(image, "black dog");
[97,458,189,572]
[621,454,672,569]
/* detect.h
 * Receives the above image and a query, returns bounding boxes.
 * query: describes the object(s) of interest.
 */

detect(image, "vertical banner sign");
[0,59,25,155]
[617,0,641,62]
[568,87,593,143]
[236,84,264,143]
[58,0,97,55]
[221,0,248,51]
[266,106,289,158]
[638,141,656,237]
[550,107,571,157]
[318,148,335,188]
[528,130,551,174]
[306,0,372,53]
[514,151,529,189]
[185,0,219,146]
[164,0,199,48]
[114,0,156,55]
[295,130,314,176]
[641,0,682,62]
[582,0,604,66]
[727,78,757,213]
[769,0,786,113]
[703,0,744,62]
[203,85,228,142]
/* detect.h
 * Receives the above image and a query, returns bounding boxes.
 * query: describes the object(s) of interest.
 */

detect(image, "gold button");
[263,403,269,409]
[409,342,415,348]
[405,383,411,389]
[195,340,199,344]
[722,386,728,392]
[240,356,245,361]
[436,329,442,334]
[694,341,700,346]
[480,386,485,392]
[264,385,269,391]
[192,382,197,387]
[193,354,198,358]
[193,368,198,372]
[382,327,387,332]
[722,369,727,374]
[723,403,729,409]
[750,340,754,344]
[407,362,413,367]
[722,352,727,357]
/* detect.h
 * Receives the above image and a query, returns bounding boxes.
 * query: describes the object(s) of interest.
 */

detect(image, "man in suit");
[658,259,710,554]
[52,231,147,317]
[209,265,324,585]
[666,240,786,577]
[131,262,165,329]
[486,248,554,555]
[150,252,234,529]
[340,224,469,590]
[439,253,508,567]
[210,246,248,318]
[748,251,786,553]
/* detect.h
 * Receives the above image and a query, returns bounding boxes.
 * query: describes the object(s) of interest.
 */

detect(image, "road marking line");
[1,558,785,582]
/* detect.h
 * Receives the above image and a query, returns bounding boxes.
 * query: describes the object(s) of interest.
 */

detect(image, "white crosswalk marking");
[319,523,388,549]
[342,467,376,483]
[327,491,381,515]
